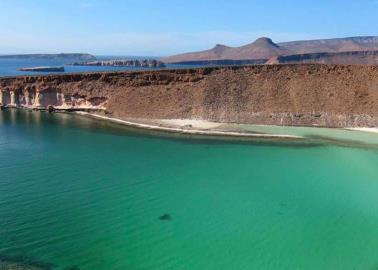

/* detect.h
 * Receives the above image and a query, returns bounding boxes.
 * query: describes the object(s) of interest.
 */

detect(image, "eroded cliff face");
[1,64,378,128]
[0,74,109,110]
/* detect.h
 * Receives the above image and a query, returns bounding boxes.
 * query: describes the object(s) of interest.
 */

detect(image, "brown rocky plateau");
[0,64,378,128]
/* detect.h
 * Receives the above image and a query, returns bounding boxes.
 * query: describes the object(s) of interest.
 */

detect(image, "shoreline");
[74,112,305,140]
[75,112,378,138]
[2,106,377,139]
[346,127,378,134]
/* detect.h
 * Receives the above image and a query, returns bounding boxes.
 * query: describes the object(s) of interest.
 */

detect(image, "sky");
[0,0,377,56]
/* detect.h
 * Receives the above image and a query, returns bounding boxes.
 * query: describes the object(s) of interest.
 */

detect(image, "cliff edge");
[1,64,378,128]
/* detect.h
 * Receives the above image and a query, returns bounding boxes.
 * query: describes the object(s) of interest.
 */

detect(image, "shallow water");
[1,110,378,270]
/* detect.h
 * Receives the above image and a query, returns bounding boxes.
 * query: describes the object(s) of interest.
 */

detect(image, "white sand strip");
[75,112,303,139]
[346,128,378,134]
[158,119,222,129]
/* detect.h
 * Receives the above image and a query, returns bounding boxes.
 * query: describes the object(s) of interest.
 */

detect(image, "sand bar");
[75,112,304,139]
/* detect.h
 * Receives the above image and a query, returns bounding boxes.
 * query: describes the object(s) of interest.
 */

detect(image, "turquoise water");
[1,109,378,270]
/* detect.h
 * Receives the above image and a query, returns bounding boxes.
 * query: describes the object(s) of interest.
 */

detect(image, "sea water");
[1,109,378,270]
[0,57,193,77]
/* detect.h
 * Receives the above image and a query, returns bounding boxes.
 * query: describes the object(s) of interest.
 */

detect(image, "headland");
[0,64,377,136]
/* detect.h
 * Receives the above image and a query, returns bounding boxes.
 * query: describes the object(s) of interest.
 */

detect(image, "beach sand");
[75,112,304,139]
[346,128,378,134]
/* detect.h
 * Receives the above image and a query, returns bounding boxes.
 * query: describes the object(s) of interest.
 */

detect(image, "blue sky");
[0,0,377,55]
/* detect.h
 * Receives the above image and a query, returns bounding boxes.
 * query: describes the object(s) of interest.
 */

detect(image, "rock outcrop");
[0,64,378,128]
[71,59,166,68]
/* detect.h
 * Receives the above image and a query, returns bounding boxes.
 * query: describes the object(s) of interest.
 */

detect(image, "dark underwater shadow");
[0,253,80,270]
[0,253,56,270]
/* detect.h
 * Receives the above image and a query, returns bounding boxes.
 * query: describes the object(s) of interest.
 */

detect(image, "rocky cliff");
[1,64,378,128]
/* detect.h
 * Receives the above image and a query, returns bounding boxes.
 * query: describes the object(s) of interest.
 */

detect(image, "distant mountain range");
[0,53,96,61]
[162,36,378,65]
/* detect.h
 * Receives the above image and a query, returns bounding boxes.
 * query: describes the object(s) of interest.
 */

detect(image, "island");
[70,59,166,68]
[17,66,65,72]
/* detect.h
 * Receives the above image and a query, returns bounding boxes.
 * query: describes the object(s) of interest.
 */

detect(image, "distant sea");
[0,56,189,77]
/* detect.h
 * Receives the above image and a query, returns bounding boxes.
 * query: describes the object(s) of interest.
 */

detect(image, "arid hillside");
[1,64,378,128]
[162,36,378,65]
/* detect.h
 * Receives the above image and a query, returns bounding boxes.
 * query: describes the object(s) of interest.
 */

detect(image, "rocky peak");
[211,44,230,55]
[213,44,229,50]
[252,37,279,48]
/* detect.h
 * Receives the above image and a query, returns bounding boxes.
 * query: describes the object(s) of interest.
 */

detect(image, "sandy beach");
[346,128,378,134]
[75,112,304,139]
